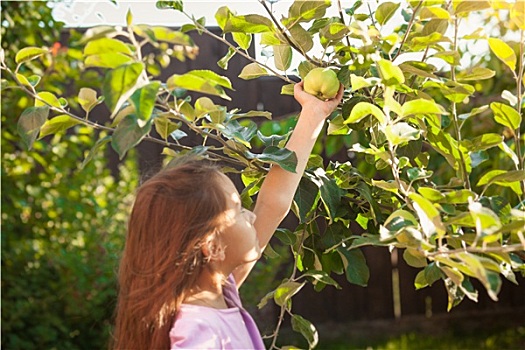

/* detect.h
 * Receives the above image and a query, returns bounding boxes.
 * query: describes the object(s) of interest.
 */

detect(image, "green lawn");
[317,326,525,350]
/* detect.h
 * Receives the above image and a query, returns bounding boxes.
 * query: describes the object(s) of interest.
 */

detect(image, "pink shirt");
[170,276,265,349]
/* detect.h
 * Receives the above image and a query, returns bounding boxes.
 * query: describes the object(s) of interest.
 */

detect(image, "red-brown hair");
[111,160,227,349]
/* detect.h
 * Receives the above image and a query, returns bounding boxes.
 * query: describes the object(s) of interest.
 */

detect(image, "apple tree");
[2,0,524,348]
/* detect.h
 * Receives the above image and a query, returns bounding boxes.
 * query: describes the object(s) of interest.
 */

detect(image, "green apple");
[303,68,340,100]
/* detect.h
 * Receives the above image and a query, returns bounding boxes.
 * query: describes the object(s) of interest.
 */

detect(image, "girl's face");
[215,173,261,269]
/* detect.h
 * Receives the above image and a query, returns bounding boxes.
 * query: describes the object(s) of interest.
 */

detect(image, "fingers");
[330,83,344,102]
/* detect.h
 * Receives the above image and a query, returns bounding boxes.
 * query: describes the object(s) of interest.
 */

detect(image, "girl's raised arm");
[233,81,343,287]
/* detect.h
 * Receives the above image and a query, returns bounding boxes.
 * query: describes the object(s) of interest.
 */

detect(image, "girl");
[111,81,343,349]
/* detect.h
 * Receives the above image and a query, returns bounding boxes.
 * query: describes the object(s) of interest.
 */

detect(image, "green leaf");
[403,248,427,268]
[414,270,428,289]
[350,74,376,91]
[498,141,520,167]
[153,114,182,140]
[35,91,61,108]
[84,53,133,69]
[17,106,50,150]
[320,22,349,41]
[327,114,351,135]
[406,167,432,182]
[511,0,525,29]
[286,0,330,24]
[383,209,418,232]
[126,8,133,26]
[38,114,81,139]
[289,24,314,53]
[215,6,232,30]
[458,105,489,121]
[456,67,495,81]
[443,189,476,204]
[477,170,525,196]
[150,26,194,45]
[195,97,225,122]
[257,130,288,147]
[424,262,442,286]
[224,14,274,33]
[416,262,442,289]
[478,170,525,186]
[455,0,491,15]
[490,102,521,130]
[251,146,298,173]
[377,59,405,86]
[468,200,502,236]
[418,187,445,202]
[467,133,503,152]
[156,0,183,11]
[167,70,232,100]
[103,62,144,118]
[432,50,461,65]
[231,110,272,120]
[15,47,48,64]
[275,228,296,246]
[274,281,305,306]
[238,63,269,80]
[420,6,451,19]
[399,61,438,79]
[344,102,386,124]
[15,73,31,87]
[111,114,152,159]
[221,120,257,147]
[375,2,400,25]
[84,37,133,56]
[232,32,252,50]
[301,270,340,288]
[261,31,284,45]
[217,47,236,70]
[281,83,295,96]
[310,168,342,222]
[337,247,369,286]
[356,182,384,223]
[422,19,448,37]
[78,87,103,113]
[291,314,318,349]
[293,178,320,223]
[273,45,292,71]
[408,193,446,238]
[456,252,500,301]
[488,38,517,72]
[384,122,420,146]
[130,81,161,121]
[401,99,445,117]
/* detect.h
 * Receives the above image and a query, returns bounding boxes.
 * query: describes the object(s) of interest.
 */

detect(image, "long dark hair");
[111,161,227,349]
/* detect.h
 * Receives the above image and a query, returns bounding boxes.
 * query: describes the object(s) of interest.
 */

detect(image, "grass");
[316,326,525,350]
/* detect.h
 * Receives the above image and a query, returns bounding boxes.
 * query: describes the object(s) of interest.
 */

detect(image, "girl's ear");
[201,233,225,262]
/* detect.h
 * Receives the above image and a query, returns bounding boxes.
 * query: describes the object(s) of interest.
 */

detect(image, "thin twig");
[257,0,324,68]
[392,0,424,62]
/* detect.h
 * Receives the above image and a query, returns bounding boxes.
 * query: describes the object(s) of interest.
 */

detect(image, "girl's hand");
[293,80,344,118]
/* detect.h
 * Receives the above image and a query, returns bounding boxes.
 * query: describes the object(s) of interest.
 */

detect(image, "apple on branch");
[303,67,340,100]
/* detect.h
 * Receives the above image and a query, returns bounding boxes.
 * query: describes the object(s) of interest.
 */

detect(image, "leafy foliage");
[1,2,137,349]
[2,1,524,349]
